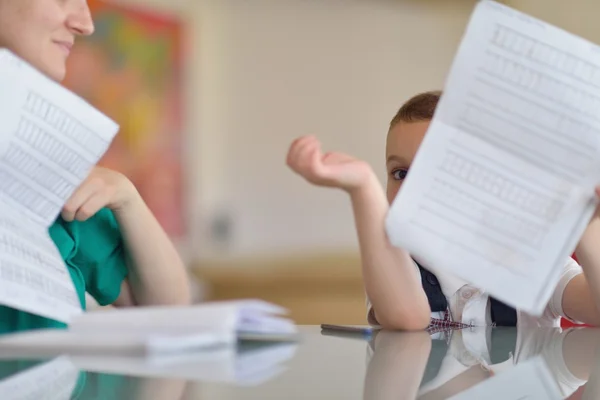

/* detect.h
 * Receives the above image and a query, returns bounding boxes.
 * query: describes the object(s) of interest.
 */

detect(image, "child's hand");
[286,135,375,193]
[61,167,139,222]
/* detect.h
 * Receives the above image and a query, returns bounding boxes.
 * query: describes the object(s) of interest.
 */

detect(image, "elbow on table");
[375,308,430,331]
[155,273,194,306]
[163,287,193,306]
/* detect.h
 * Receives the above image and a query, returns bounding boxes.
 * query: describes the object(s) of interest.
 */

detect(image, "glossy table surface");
[1,325,599,399]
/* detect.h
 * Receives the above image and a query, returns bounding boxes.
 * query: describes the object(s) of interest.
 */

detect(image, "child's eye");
[391,168,408,181]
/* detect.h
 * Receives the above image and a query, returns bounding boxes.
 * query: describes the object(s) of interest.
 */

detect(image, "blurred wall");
[191,0,600,261]
[508,0,600,43]
[107,0,600,263]
[192,0,479,259]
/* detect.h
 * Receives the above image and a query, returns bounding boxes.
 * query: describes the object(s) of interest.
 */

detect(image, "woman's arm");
[62,167,191,307]
[112,192,191,306]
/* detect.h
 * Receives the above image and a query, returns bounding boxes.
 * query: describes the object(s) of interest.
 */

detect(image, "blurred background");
[70,0,598,324]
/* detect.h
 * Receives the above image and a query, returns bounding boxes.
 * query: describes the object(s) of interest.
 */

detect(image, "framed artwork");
[64,0,186,237]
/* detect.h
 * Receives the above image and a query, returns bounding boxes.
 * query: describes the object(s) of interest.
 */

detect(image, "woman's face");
[0,0,94,82]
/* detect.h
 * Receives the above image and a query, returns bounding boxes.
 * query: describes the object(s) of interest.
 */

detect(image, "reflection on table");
[2,326,600,399]
[365,326,600,399]
[0,341,298,400]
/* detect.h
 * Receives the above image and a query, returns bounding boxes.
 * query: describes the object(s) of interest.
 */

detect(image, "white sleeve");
[545,257,582,322]
[365,261,422,328]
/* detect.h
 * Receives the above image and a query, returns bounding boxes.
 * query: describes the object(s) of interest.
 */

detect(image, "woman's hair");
[389,90,442,128]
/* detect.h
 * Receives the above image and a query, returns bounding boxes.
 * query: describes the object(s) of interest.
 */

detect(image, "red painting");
[64,0,186,237]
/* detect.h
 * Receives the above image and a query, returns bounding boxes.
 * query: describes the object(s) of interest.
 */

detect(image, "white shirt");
[366,257,582,328]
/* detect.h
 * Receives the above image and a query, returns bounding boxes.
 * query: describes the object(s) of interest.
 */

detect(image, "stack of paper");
[0,300,297,356]
[69,299,296,336]
[386,0,600,314]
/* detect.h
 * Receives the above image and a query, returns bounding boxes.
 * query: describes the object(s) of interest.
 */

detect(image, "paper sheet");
[0,328,235,358]
[385,0,600,315]
[0,48,118,322]
[0,212,81,322]
[0,48,116,226]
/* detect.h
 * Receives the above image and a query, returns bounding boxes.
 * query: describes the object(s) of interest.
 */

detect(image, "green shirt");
[0,208,129,333]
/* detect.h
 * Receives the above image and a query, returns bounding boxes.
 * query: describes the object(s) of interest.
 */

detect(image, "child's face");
[385,120,430,204]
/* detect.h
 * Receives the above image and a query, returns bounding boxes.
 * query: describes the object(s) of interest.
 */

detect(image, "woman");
[0,0,190,332]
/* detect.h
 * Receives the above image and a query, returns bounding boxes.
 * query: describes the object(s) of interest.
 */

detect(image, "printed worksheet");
[386,0,600,315]
[0,48,118,322]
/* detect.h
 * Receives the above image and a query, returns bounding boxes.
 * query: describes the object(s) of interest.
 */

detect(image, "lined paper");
[386,1,600,315]
[0,49,118,322]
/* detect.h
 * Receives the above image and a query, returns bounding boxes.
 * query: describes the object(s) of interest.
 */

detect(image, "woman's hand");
[62,166,138,222]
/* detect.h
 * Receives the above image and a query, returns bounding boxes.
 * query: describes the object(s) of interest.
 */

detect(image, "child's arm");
[563,188,600,325]
[350,174,431,329]
[565,221,600,325]
[62,167,191,306]
[287,136,430,330]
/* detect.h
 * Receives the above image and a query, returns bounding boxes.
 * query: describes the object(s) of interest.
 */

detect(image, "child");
[287,91,600,330]
[0,0,190,332]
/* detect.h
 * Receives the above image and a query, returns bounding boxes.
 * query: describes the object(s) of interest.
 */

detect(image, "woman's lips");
[54,41,73,56]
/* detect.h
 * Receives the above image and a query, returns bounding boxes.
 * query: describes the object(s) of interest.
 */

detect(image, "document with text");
[0,48,118,322]
[386,0,600,315]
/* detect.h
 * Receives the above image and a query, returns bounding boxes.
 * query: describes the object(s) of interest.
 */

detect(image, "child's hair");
[389,90,442,128]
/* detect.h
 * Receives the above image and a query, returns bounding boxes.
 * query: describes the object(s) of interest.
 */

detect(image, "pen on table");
[320,324,374,339]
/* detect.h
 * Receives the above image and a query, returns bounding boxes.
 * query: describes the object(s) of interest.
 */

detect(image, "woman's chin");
[39,55,67,82]
[46,64,67,82]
